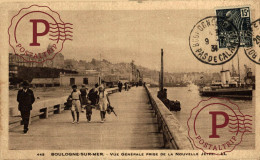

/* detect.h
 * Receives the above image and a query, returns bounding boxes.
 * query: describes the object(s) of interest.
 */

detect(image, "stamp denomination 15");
[216,7,252,48]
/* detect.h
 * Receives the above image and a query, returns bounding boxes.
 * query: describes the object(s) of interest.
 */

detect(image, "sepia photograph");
[1,1,259,159]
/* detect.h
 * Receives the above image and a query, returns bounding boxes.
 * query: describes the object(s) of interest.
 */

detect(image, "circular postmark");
[187,97,252,154]
[244,19,260,64]
[189,16,240,65]
[8,5,73,63]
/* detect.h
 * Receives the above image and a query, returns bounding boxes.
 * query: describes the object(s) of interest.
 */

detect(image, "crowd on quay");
[16,80,135,134]
[66,81,111,124]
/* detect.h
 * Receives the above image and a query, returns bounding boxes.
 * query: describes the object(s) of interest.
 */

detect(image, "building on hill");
[9,53,65,69]
[77,60,87,73]
[64,59,79,70]
[9,53,44,67]
[52,53,64,68]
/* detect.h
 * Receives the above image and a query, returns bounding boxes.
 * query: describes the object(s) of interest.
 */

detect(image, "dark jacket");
[88,88,99,105]
[80,88,88,105]
[17,89,35,111]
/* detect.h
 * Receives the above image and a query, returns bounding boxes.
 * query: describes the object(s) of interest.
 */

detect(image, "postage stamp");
[189,16,239,65]
[244,19,260,64]
[187,97,253,155]
[8,5,73,63]
[216,7,252,48]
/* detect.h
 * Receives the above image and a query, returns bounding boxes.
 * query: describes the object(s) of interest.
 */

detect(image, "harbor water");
[150,85,255,150]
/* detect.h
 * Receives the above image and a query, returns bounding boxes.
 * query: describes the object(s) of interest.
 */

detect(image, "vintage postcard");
[0,0,259,159]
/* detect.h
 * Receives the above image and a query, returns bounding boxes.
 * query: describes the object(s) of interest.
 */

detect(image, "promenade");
[9,87,163,150]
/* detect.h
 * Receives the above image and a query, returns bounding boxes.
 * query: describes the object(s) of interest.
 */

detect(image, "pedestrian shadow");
[58,121,109,124]
[84,120,110,124]
[9,130,22,133]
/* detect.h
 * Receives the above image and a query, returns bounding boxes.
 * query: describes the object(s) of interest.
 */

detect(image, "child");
[85,98,92,122]
[70,85,82,124]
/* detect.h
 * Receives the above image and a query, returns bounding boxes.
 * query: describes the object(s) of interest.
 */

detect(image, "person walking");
[17,81,35,134]
[124,82,129,91]
[80,85,88,113]
[70,85,82,124]
[86,84,99,122]
[98,86,110,123]
[88,83,99,105]
[118,81,122,92]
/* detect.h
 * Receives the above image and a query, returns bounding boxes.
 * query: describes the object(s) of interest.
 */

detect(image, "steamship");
[199,69,253,100]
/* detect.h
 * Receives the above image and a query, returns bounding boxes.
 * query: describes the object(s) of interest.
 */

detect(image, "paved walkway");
[9,87,163,150]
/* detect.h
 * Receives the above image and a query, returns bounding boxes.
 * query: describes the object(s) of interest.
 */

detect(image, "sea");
[150,85,255,150]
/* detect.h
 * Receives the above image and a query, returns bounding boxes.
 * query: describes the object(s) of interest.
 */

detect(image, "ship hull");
[199,89,252,100]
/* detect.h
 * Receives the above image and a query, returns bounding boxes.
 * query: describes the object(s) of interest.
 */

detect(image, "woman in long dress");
[98,86,110,123]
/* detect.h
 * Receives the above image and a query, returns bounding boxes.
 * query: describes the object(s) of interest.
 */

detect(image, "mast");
[231,58,236,76]
[159,72,161,89]
[99,52,102,85]
[160,49,164,91]
[131,60,135,82]
[237,53,241,86]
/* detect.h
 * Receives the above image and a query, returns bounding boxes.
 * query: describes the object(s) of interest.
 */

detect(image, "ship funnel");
[225,70,231,84]
[221,70,226,85]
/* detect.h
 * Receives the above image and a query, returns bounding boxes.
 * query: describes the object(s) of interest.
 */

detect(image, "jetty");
[9,86,193,150]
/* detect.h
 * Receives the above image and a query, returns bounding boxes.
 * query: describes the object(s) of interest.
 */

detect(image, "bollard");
[54,105,61,114]
[39,107,48,119]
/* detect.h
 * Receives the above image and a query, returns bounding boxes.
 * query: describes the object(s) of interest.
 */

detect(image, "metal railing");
[9,102,66,126]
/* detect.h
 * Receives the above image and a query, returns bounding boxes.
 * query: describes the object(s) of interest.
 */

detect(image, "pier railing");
[144,85,193,150]
[9,87,121,128]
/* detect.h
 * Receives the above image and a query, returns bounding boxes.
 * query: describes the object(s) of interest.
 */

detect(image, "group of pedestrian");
[118,81,130,92]
[17,80,111,134]
[68,81,110,124]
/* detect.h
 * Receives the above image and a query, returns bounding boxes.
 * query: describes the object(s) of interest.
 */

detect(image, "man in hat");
[17,81,35,134]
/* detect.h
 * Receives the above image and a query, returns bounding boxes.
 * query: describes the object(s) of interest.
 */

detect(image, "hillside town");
[9,52,251,89]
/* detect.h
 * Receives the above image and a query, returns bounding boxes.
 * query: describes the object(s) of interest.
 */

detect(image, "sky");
[9,9,256,73]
